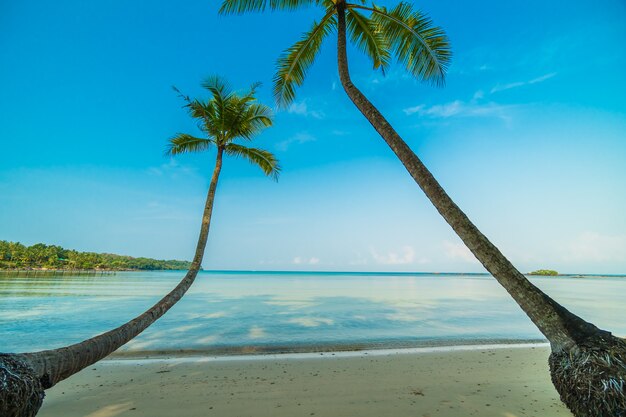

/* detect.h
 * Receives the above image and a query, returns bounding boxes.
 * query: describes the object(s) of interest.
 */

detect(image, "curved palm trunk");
[0,148,224,417]
[335,4,625,416]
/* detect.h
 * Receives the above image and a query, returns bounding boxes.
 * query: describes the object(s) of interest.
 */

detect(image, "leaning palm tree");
[220,1,625,416]
[0,76,279,417]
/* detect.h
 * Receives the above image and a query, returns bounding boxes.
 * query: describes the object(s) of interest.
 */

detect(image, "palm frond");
[172,85,192,105]
[202,75,234,105]
[273,10,336,107]
[219,0,324,14]
[248,81,262,97]
[229,101,274,141]
[346,8,390,73]
[350,2,451,86]
[173,85,218,134]
[201,75,237,141]
[166,134,213,156]
[224,143,281,180]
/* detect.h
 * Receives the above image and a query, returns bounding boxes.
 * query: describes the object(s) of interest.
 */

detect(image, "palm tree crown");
[219,0,451,107]
[167,76,280,179]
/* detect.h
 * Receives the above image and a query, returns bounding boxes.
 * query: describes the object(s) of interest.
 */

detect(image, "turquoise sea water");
[1,271,624,355]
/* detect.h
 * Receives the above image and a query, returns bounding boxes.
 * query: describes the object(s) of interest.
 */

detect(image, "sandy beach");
[39,344,572,417]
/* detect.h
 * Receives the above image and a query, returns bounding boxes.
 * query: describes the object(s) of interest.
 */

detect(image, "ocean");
[1,271,624,355]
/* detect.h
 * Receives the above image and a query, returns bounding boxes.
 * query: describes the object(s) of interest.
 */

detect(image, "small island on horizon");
[528,269,559,276]
[0,240,192,271]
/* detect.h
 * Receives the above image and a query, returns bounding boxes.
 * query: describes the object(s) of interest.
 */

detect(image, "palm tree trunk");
[335,2,603,350]
[0,148,224,417]
[335,5,625,416]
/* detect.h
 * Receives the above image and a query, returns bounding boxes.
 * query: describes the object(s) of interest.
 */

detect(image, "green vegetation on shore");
[0,240,192,270]
[529,269,559,276]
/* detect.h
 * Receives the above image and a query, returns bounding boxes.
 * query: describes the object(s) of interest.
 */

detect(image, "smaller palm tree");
[0,76,279,417]
[167,76,280,269]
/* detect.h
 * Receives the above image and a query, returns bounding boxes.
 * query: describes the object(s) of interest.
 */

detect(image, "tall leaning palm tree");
[0,76,279,417]
[220,2,625,416]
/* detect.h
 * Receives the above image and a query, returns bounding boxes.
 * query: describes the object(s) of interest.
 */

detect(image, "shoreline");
[109,338,548,360]
[107,341,550,364]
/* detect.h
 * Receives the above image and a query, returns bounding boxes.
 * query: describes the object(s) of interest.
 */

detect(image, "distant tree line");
[0,240,192,270]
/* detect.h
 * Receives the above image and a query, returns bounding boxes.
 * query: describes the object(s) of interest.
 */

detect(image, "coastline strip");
[107,341,549,364]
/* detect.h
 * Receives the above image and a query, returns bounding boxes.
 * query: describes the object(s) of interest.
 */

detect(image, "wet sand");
[39,345,572,417]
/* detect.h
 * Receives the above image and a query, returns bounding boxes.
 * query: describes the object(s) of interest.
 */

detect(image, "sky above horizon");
[1,0,625,273]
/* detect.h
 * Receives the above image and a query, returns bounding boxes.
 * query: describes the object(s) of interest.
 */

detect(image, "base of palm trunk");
[0,355,45,417]
[549,336,626,417]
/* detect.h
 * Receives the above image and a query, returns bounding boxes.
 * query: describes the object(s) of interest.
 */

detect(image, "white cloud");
[564,232,626,263]
[443,240,478,264]
[276,132,316,151]
[146,158,194,178]
[370,246,427,265]
[403,100,514,122]
[402,72,555,123]
[287,101,325,119]
[491,72,557,93]
[472,90,485,100]
[292,256,320,265]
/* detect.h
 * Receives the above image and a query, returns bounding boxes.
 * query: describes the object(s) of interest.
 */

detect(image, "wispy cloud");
[275,132,316,151]
[370,246,428,265]
[491,72,557,93]
[402,72,555,123]
[293,256,320,265]
[403,100,515,122]
[146,159,195,178]
[443,240,478,264]
[287,101,325,119]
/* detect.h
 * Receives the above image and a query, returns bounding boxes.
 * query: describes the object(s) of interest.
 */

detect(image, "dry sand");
[39,345,572,417]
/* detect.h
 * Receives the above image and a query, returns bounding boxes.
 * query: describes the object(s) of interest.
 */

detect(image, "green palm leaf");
[166,134,213,156]
[345,8,390,73]
[350,2,451,86]
[235,103,274,140]
[273,10,336,107]
[202,76,236,139]
[220,0,324,14]
[224,143,281,180]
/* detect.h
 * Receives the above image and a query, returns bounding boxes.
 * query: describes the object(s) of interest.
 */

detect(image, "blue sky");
[1,0,625,273]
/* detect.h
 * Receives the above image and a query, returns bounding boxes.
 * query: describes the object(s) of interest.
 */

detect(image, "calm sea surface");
[1,271,624,355]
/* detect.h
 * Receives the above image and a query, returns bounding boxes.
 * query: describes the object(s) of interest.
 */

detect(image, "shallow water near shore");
[1,271,624,354]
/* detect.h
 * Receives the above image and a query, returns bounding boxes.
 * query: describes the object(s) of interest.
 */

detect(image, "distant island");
[528,269,559,276]
[0,240,192,271]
